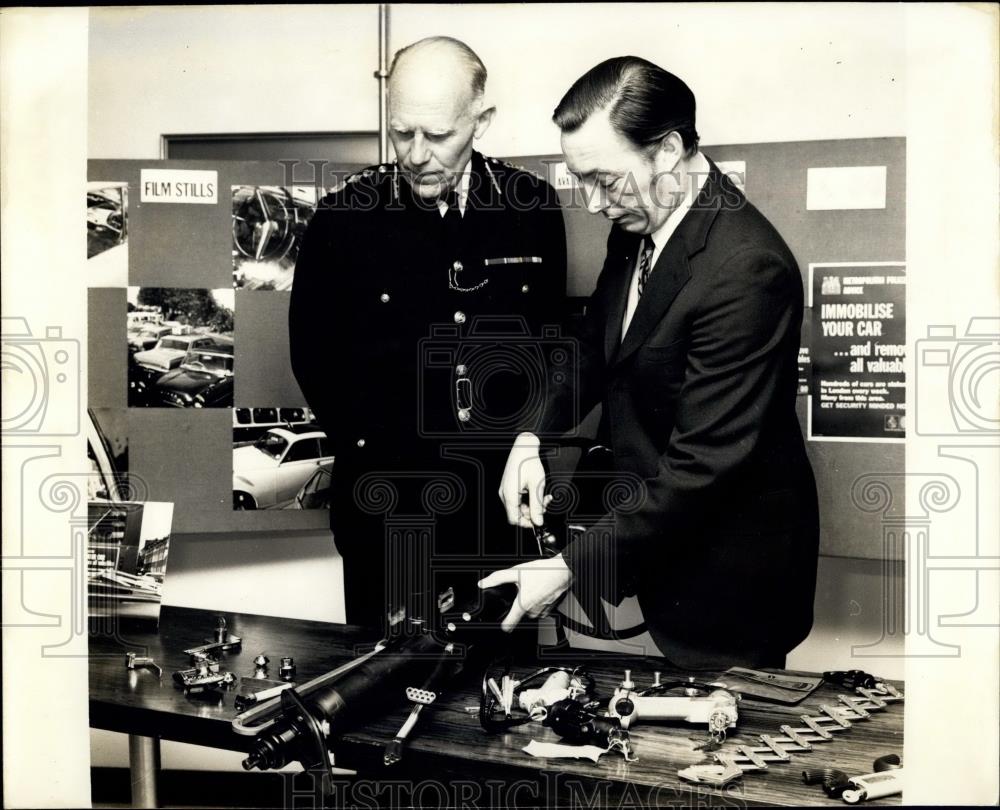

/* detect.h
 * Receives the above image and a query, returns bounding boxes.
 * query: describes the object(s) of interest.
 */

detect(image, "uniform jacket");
[541,159,819,668]
[289,151,567,610]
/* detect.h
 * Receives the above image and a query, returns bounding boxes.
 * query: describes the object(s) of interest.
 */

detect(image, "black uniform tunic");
[290,150,567,628]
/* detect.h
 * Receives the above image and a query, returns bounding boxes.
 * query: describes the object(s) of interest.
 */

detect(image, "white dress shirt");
[437,160,472,218]
[621,151,712,339]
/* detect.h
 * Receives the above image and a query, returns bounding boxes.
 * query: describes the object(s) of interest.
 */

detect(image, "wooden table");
[90,607,904,808]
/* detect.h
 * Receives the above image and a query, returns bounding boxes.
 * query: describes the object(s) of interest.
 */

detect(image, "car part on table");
[383,686,436,766]
[542,695,637,762]
[823,669,880,690]
[184,617,242,659]
[607,671,739,748]
[173,653,237,693]
[478,664,595,732]
[279,657,296,681]
[234,682,294,713]
[235,581,529,795]
[802,767,852,798]
[841,756,903,804]
[125,652,161,679]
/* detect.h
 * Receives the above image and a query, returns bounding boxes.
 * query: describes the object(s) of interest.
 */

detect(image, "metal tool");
[125,652,161,678]
[279,657,296,681]
[384,686,437,766]
[234,682,294,713]
[184,618,242,660]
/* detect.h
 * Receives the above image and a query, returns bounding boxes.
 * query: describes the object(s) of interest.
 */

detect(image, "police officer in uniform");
[289,37,567,630]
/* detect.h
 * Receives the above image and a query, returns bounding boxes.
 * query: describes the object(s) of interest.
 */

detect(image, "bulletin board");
[513,137,906,560]
[88,158,362,535]
[89,139,904,558]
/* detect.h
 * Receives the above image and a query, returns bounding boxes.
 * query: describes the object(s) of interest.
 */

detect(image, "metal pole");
[128,734,161,808]
[375,4,391,164]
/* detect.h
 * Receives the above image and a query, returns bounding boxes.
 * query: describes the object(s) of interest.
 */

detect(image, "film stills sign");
[808,262,906,442]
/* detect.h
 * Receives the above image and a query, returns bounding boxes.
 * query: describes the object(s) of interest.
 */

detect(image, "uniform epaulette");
[344,164,391,186]
[326,163,394,202]
[486,155,543,181]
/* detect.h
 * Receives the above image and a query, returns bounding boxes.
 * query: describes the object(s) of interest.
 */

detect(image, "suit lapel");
[612,161,725,367]
[604,237,640,363]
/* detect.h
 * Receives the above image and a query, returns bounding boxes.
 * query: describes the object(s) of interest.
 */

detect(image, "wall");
[88,5,379,158]
[89,4,906,159]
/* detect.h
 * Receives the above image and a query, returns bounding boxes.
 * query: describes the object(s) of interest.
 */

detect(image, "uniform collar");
[436,155,474,217]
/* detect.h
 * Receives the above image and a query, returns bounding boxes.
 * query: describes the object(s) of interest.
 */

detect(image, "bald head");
[388,36,487,104]
[386,37,495,201]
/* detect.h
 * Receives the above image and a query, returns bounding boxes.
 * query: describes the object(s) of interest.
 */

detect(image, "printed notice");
[806,166,886,210]
[549,161,578,191]
[140,169,218,204]
[808,263,906,441]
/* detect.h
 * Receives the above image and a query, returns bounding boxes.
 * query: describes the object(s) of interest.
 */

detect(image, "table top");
[90,607,903,807]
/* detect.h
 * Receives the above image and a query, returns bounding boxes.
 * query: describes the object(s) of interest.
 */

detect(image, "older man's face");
[561,107,683,235]
[388,64,485,201]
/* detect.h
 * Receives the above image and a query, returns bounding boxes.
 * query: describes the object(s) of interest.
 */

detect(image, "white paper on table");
[522,740,606,763]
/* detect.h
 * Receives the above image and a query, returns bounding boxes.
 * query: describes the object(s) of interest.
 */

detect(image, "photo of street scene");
[127,287,234,407]
[232,406,333,510]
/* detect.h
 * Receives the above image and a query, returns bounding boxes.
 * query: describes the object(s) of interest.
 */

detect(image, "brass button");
[356,438,366,448]
[458,408,472,422]
[456,364,468,376]
[380,293,390,303]
[453,311,466,324]
[521,284,530,293]
[453,261,463,272]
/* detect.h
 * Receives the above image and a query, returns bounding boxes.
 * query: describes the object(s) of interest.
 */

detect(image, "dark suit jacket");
[540,159,819,668]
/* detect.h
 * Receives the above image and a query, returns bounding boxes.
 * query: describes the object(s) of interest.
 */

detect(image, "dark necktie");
[441,188,463,246]
[636,239,654,297]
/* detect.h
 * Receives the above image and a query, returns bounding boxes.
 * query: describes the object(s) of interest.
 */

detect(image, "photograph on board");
[232,406,333,510]
[232,185,319,290]
[127,286,234,407]
[87,181,128,286]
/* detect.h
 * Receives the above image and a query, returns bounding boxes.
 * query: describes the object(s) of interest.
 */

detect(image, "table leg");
[128,734,160,808]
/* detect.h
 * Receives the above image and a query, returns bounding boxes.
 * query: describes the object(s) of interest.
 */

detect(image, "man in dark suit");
[290,37,566,632]
[483,56,818,668]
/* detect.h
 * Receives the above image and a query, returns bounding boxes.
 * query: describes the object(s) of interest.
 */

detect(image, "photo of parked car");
[128,324,173,353]
[155,349,234,408]
[232,185,319,291]
[287,462,333,510]
[232,427,333,510]
[127,287,234,407]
